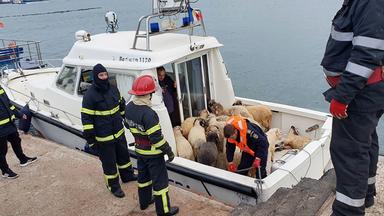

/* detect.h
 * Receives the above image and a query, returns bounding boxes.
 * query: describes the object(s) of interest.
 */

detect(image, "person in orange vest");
[223,115,269,178]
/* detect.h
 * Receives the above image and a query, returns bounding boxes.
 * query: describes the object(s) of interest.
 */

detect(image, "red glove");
[227,162,237,172]
[253,157,261,169]
[330,99,348,119]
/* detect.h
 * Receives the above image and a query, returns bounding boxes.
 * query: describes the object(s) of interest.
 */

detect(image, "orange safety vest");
[226,115,255,157]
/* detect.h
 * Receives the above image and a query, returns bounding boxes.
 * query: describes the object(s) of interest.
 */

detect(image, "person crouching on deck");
[224,115,269,178]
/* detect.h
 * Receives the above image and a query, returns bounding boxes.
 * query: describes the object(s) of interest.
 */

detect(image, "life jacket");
[226,115,255,157]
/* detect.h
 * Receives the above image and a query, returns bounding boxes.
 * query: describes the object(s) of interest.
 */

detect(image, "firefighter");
[125,75,179,216]
[81,63,137,198]
[223,115,269,178]
[321,0,384,215]
[0,86,37,179]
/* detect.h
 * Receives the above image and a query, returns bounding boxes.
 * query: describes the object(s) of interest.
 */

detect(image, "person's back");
[125,74,179,216]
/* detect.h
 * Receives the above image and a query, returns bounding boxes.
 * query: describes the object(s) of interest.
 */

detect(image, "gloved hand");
[227,162,237,172]
[253,157,261,169]
[330,99,348,119]
[166,151,175,162]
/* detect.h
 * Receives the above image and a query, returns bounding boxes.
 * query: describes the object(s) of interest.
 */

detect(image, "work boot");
[111,187,125,198]
[159,206,179,216]
[2,168,19,179]
[140,196,155,210]
[365,196,375,208]
[122,174,138,183]
[20,156,37,167]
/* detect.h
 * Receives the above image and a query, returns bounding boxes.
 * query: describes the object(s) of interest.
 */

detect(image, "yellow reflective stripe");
[129,128,147,135]
[10,105,16,110]
[146,124,161,135]
[120,110,125,115]
[82,124,94,130]
[153,138,166,148]
[81,107,95,115]
[115,128,125,138]
[95,128,125,142]
[81,106,120,116]
[135,146,163,155]
[117,161,132,169]
[138,180,152,188]
[153,187,169,213]
[0,89,4,95]
[96,135,114,142]
[94,106,120,116]
[0,118,11,125]
[104,173,119,180]
[0,115,15,126]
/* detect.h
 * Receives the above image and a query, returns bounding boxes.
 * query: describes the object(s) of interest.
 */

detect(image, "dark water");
[1,0,383,154]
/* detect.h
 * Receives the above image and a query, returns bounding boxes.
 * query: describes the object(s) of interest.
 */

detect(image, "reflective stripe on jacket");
[81,85,126,143]
[321,0,384,110]
[0,86,20,137]
[125,101,172,157]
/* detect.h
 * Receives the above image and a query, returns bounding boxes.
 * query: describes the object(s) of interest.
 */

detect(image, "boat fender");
[18,104,32,133]
[271,150,298,173]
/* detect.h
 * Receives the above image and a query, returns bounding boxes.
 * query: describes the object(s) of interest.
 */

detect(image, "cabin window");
[109,72,135,102]
[56,66,77,94]
[77,68,135,101]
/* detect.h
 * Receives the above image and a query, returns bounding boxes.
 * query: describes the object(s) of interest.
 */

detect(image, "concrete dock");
[0,134,232,216]
[1,134,383,216]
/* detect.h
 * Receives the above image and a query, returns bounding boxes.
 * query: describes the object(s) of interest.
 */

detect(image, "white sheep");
[265,128,282,162]
[188,118,207,159]
[173,126,194,160]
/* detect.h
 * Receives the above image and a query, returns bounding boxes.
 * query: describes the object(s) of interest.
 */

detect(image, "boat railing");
[132,8,206,51]
[0,39,46,71]
[5,86,80,126]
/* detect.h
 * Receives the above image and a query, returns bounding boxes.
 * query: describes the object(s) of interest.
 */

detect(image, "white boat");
[0,0,332,206]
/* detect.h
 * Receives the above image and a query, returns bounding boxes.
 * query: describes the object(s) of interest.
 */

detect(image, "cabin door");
[175,55,210,121]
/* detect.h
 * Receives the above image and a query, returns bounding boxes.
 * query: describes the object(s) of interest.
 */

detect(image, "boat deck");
[0,134,232,216]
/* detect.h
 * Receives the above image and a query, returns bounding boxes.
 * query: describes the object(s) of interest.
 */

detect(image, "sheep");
[225,105,254,120]
[208,99,226,116]
[196,132,219,166]
[173,126,194,160]
[245,105,273,131]
[188,118,207,158]
[283,126,311,150]
[181,117,196,138]
[265,128,282,162]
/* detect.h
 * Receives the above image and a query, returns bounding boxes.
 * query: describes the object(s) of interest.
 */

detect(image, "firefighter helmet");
[129,75,156,96]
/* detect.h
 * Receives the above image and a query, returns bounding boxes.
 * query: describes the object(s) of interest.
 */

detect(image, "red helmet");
[129,75,156,96]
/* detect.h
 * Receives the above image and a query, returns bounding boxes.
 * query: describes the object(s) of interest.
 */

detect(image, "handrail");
[4,86,80,126]
[132,8,207,51]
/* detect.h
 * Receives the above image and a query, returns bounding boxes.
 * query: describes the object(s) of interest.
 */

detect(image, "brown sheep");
[245,105,273,131]
[181,117,196,138]
[283,126,311,150]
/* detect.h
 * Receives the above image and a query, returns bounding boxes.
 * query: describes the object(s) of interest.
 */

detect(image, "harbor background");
[1,0,383,154]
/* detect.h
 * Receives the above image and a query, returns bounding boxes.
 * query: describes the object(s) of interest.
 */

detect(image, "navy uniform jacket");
[226,120,269,162]
[81,85,126,144]
[125,101,172,158]
[321,0,384,112]
[0,86,21,137]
